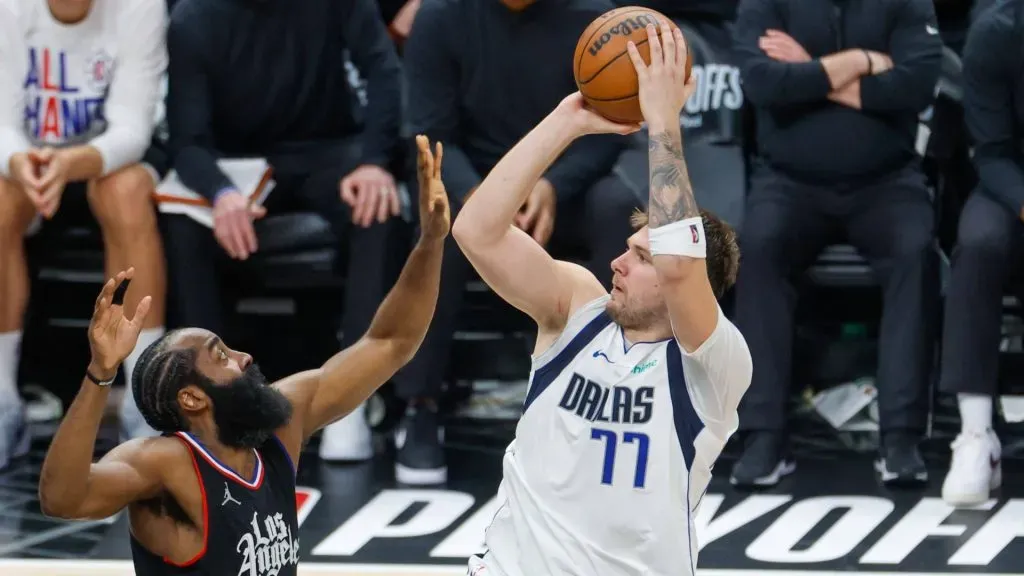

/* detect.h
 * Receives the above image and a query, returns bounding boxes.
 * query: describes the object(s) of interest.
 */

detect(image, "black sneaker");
[875,432,928,486]
[730,431,795,487]
[395,405,447,485]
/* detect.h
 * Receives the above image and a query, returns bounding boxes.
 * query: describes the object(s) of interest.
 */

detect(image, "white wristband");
[648,216,706,259]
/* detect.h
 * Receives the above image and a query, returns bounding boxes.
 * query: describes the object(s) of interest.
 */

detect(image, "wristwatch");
[86,368,116,387]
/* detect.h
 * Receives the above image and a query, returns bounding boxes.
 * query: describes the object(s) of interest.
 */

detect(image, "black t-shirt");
[130,432,299,576]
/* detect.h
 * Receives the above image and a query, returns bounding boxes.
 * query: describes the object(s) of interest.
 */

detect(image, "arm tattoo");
[647,129,698,228]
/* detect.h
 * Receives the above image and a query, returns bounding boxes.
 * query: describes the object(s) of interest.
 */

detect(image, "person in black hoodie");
[938,0,1022,508]
[395,0,635,485]
[731,0,942,487]
[164,0,403,463]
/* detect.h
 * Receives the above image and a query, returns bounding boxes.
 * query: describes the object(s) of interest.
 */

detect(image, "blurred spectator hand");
[867,51,894,74]
[212,189,266,260]
[759,30,811,63]
[389,0,421,42]
[9,152,45,208]
[34,148,69,219]
[515,178,556,246]
[10,148,68,219]
[340,164,400,228]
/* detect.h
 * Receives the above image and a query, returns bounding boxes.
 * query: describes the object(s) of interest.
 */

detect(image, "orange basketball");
[573,7,692,124]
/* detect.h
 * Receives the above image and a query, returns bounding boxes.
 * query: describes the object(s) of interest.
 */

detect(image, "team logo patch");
[84,50,115,92]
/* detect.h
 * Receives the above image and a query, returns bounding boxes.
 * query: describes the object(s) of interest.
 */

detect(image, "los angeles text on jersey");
[558,372,654,424]
[236,510,300,576]
[294,488,1024,572]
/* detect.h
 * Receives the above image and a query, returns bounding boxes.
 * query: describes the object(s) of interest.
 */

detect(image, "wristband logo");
[690,224,700,244]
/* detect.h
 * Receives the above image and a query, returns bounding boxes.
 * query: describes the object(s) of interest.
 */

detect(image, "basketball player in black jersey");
[37,136,450,576]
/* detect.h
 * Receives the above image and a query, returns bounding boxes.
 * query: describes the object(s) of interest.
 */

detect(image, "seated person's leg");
[579,173,643,289]
[730,168,833,487]
[162,214,228,333]
[293,164,399,462]
[846,167,938,485]
[0,177,38,469]
[940,190,1019,505]
[391,202,474,486]
[87,164,166,440]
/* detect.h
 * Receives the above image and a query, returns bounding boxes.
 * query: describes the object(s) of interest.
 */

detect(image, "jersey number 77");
[591,427,650,489]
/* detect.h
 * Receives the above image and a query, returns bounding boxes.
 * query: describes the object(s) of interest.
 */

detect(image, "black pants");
[164,144,396,349]
[940,190,1024,396]
[735,163,939,433]
[391,173,641,401]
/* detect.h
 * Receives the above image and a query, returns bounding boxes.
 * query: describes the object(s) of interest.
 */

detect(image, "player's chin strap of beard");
[648,216,706,259]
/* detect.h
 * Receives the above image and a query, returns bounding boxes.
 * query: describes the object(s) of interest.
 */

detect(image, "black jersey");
[130,431,300,576]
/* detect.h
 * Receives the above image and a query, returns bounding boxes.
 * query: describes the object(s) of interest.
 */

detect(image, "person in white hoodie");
[0,0,169,467]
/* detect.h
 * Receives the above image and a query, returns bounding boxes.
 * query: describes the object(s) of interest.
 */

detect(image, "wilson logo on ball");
[588,13,657,56]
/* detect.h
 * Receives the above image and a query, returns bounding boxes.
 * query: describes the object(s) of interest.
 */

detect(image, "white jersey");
[472,295,752,576]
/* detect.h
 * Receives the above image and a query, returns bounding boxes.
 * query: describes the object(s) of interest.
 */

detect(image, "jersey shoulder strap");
[525,295,613,412]
[261,434,298,483]
[532,294,612,370]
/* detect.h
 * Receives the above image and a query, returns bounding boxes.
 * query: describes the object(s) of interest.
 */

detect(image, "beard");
[606,292,663,331]
[197,364,293,449]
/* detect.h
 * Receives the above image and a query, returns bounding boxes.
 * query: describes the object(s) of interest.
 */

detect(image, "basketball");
[573,7,692,124]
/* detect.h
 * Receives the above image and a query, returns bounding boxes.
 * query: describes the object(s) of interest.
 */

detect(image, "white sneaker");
[319,402,373,462]
[942,430,1001,507]
[119,386,159,442]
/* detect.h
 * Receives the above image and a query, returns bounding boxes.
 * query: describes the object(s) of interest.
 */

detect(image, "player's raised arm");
[40,270,168,519]
[452,94,637,334]
[626,24,719,352]
[275,136,448,446]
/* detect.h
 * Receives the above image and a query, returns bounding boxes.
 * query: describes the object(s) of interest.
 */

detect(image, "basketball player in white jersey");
[452,23,752,576]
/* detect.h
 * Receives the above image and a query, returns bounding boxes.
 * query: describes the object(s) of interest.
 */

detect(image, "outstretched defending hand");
[88,268,152,379]
[416,135,451,242]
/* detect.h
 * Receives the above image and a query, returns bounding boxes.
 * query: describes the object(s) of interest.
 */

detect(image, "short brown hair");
[630,208,739,300]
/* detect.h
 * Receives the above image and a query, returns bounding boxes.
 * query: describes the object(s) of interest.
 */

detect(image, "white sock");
[123,327,165,399]
[0,331,21,408]
[958,393,993,435]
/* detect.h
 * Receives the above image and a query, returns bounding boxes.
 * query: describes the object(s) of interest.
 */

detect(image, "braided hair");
[130,329,202,433]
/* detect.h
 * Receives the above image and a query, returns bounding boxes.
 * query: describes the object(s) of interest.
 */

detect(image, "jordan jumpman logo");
[222,482,242,506]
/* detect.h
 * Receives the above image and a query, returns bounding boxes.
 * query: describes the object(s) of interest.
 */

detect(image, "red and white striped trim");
[175,431,265,490]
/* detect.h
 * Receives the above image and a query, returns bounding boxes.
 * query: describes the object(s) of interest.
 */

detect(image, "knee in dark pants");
[583,175,642,232]
[955,200,1016,265]
[887,224,935,267]
[737,211,793,271]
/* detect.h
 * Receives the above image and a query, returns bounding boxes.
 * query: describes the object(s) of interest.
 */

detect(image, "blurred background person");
[730,0,942,487]
[0,0,168,456]
[164,0,403,462]
[939,0,1021,507]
